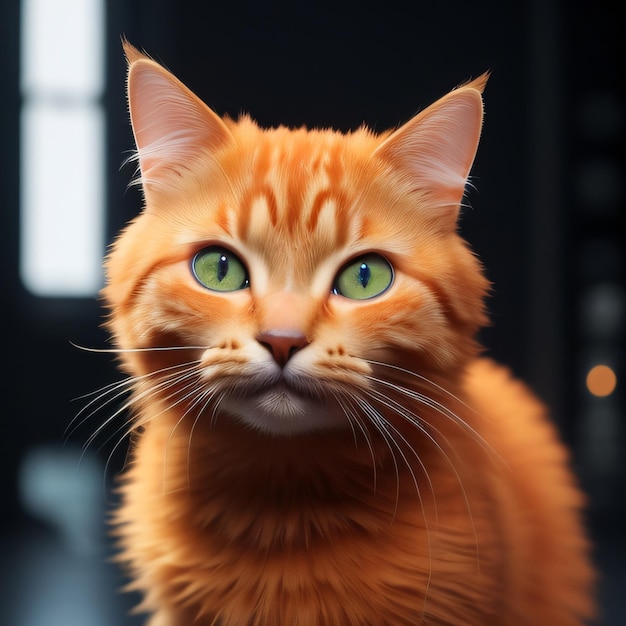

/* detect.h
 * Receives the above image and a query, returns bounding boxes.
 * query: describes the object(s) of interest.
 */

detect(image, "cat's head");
[103,42,489,436]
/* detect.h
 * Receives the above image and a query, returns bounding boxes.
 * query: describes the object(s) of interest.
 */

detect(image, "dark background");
[1,0,623,624]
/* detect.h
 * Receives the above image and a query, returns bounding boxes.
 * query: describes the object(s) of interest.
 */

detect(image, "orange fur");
[103,43,595,625]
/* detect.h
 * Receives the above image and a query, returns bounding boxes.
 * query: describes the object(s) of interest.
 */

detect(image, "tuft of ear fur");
[123,40,232,196]
[374,73,488,228]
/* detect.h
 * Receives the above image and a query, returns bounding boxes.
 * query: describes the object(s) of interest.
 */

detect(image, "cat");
[101,41,596,625]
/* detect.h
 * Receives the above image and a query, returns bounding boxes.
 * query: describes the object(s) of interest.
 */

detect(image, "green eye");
[333,253,394,300]
[192,246,249,292]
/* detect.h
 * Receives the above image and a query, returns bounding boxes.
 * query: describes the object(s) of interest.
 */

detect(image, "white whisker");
[353,396,433,621]
[160,381,220,492]
[70,341,208,354]
[365,385,481,574]
[362,389,438,520]
[73,358,202,477]
[209,392,226,429]
[67,360,200,441]
[66,377,134,441]
[366,372,503,468]
[102,423,136,485]
[366,360,479,415]
[184,387,222,489]
[332,390,379,492]
[355,398,415,516]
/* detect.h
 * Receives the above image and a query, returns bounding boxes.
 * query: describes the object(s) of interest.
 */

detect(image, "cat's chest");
[121,415,503,624]
[136,406,492,543]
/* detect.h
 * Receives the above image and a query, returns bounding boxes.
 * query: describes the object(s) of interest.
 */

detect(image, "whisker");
[366,374,503,467]
[208,392,226,429]
[332,391,379,492]
[184,387,222,490]
[71,376,134,402]
[366,382,469,470]
[363,390,439,523]
[365,386,481,574]
[331,391,360,448]
[66,360,200,442]
[373,416,435,622]
[355,398,419,518]
[85,366,199,446]
[65,377,135,442]
[365,360,480,416]
[77,362,202,471]
[70,342,209,354]
[353,396,433,620]
[102,423,136,488]
[71,357,199,406]
[160,381,220,492]
[97,372,209,492]
[132,371,206,432]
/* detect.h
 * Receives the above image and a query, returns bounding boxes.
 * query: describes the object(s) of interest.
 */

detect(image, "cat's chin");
[220,384,347,436]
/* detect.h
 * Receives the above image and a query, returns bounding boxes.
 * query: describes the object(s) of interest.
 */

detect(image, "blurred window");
[20,0,105,296]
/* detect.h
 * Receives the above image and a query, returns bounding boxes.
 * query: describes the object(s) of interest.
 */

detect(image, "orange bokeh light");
[586,365,617,397]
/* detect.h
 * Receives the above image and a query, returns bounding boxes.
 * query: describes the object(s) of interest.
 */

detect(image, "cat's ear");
[374,73,488,228]
[123,40,232,194]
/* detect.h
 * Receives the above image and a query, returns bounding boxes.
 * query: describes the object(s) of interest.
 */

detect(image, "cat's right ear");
[123,41,232,196]
[373,74,488,230]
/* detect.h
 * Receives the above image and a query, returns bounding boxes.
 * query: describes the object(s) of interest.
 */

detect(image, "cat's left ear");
[374,73,488,228]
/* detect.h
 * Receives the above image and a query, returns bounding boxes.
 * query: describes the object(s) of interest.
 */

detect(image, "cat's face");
[103,44,489,436]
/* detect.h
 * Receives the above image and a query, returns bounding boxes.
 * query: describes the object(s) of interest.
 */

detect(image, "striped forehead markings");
[236,183,353,245]
[238,141,349,235]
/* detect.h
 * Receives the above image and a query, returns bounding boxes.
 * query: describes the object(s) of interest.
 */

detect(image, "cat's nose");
[256,329,310,367]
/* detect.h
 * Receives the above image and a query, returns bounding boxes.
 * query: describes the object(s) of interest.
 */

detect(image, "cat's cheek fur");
[328,282,466,371]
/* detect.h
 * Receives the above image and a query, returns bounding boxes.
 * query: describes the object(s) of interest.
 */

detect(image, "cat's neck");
[130,378,476,538]
[130,416,441,550]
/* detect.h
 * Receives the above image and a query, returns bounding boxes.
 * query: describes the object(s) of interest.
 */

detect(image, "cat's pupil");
[217,255,229,282]
[358,263,371,288]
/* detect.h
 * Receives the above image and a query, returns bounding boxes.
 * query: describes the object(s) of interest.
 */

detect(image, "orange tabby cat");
[103,42,596,625]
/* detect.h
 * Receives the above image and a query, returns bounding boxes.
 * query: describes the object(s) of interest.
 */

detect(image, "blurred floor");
[0,446,141,626]
[591,515,626,626]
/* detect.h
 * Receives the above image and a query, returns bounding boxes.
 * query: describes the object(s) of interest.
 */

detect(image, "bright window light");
[20,0,105,297]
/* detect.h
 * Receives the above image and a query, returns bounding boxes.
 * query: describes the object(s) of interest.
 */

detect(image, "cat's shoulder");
[462,357,553,434]
[461,356,577,481]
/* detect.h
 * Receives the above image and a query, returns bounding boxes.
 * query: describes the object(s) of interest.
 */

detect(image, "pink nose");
[256,329,309,367]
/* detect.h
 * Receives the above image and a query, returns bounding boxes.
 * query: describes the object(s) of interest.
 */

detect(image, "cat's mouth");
[261,378,312,396]
[241,370,323,401]
[251,377,321,409]
[221,375,344,435]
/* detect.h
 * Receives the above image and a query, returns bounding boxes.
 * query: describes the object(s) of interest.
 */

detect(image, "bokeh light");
[586,364,618,397]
